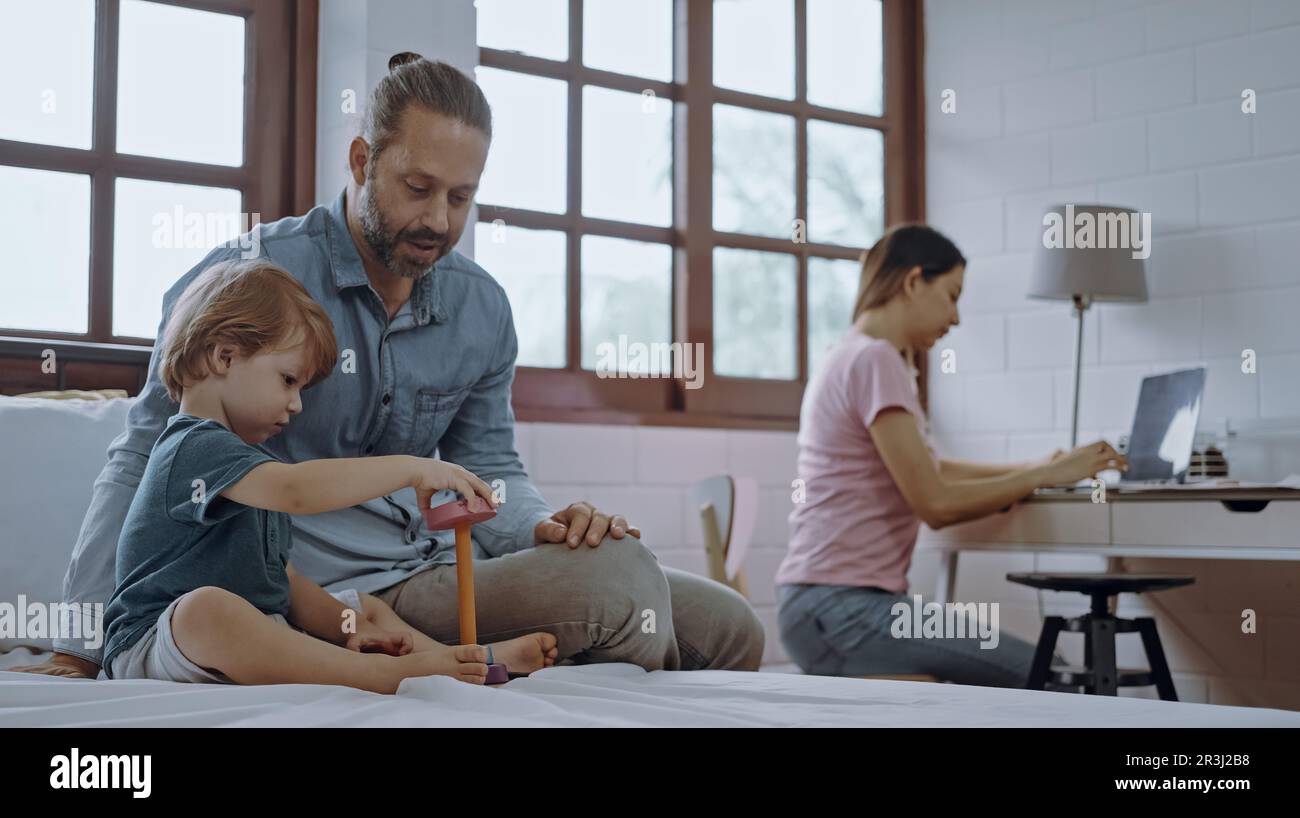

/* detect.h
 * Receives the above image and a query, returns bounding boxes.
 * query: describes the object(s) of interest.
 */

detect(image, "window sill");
[0,334,153,363]
[0,335,800,431]
[515,404,797,432]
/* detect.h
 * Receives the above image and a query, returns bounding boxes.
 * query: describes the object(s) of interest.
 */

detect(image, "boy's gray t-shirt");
[102,413,292,675]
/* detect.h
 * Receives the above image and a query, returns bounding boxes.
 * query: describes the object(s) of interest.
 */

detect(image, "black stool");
[1007,572,1194,700]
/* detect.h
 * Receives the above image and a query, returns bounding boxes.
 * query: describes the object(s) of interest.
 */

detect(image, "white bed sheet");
[2,660,1296,727]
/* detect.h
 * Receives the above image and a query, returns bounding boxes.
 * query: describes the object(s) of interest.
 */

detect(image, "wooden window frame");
[481,0,927,430]
[0,0,317,353]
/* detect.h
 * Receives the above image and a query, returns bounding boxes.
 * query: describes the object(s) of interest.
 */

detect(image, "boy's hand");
[410,458,499,513]
[345,622,414,656]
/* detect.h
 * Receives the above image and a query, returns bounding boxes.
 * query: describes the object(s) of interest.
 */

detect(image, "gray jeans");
[374,537,764,671]
[777,583,1065,688]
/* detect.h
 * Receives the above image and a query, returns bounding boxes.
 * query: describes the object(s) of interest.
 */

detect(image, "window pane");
[714,104,794,238]
[112,178,243,338]
[0,0,95,149]
[473,222,566,369]
[713,248,796,379]
[582,86,672,227]
[476,0,568,61]
[0,166,90,333]
[581,236,672,374]
[807,0,883,115]
[808,120,884,247]
[713,0,794,99]
[116,0,245,166]
[808,257,859,375]
[475,68,567,214]
[583,0,672,81]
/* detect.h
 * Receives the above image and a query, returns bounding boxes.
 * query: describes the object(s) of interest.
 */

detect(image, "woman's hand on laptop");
[1040,448,1067,466]
[1038,440,1127,487]
[411,459,499,513]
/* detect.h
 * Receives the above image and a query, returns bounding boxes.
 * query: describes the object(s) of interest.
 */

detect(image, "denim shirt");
[55,188,555,665]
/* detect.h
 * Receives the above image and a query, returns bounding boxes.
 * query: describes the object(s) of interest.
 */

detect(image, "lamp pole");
[1070,293,1091,449]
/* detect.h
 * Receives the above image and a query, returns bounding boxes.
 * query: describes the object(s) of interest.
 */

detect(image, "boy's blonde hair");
[159,258,339,403]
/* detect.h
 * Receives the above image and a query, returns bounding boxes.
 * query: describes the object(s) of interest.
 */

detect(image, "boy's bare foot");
[487,632,558,675]
[396,643,489,685]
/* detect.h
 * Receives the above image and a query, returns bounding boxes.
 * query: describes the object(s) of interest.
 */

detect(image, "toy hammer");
[421,497,510,684]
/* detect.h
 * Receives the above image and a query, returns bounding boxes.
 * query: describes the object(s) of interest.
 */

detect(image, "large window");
[476,0,923,425]
[0,0,315,350]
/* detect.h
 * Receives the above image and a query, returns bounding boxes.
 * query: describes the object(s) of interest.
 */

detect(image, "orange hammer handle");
[455,522,476,646]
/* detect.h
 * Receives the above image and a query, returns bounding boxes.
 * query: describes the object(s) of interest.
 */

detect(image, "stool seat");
[1007,572,1194,595]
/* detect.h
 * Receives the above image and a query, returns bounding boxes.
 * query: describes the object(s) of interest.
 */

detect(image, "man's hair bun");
[388,51,424,72]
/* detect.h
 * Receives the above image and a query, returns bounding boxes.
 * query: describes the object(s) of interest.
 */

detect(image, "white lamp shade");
[1028,204,1149,302]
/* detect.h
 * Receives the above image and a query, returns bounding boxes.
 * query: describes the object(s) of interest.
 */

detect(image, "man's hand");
[535,501,641,548]
[9,652,100,679]
[344,622,414,656]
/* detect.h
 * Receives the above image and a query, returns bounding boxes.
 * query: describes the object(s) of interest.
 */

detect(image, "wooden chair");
[689,475,939,683]
[690,474,754,597]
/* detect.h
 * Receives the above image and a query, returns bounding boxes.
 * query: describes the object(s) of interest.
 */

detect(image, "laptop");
[1119,367,1207,486]
[1036,367,1208,494]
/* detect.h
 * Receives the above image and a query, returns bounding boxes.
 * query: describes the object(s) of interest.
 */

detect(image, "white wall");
[515,424,802,666]
[925,0,1300,709]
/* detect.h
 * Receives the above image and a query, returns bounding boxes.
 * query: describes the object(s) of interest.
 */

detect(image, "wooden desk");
[916,488,1300,604]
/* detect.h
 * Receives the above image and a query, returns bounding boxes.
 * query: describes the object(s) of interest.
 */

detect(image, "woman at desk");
[775,224,1127,687]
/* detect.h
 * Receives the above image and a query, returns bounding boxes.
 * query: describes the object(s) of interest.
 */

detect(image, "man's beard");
[358,179,447,279]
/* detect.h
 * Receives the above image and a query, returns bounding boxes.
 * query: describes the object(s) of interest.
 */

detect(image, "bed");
[3,650,1296,727]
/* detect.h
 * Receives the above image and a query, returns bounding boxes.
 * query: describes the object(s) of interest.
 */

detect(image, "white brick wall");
[516,422,812,665]
[926,0,1300,709]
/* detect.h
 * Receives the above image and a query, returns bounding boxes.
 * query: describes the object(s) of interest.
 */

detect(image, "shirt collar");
[325,188,447,326]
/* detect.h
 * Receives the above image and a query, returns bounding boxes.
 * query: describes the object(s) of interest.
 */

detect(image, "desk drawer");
[921,500,1110,545]
[1112,501,1300,549]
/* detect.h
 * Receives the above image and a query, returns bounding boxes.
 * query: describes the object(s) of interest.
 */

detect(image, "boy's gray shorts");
[109,587,363,684]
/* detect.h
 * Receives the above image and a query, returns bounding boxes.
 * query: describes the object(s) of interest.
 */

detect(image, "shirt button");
[382,393,391,405]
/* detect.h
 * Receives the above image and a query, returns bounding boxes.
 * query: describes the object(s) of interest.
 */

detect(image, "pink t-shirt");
[775,332,939,593]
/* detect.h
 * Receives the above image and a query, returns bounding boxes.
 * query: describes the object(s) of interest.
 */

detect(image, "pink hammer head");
[421,497,498,531]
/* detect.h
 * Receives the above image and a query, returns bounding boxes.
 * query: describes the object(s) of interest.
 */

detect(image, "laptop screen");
[1123,367,1207,484]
